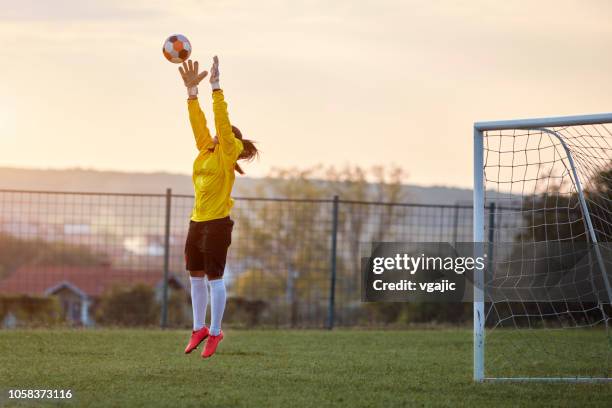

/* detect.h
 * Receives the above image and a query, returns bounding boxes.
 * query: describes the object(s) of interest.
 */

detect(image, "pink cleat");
[184,327,209,354]
[202,331,224,358]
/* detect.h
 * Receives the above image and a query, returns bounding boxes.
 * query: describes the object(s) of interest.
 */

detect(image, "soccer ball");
[162,34,192,64]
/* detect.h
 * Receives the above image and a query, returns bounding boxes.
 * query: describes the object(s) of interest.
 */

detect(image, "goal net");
[473,114,612,381]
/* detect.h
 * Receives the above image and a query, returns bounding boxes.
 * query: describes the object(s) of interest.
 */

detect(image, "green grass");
[484,328,612,379]
[1,329,611,407]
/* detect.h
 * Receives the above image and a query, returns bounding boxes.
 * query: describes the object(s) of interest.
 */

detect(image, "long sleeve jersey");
[187,90,244,222]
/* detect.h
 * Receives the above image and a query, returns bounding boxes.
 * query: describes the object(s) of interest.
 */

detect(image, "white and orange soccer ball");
[162,34,192,64]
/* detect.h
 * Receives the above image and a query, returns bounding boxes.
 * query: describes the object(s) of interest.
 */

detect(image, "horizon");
[0,164,474,191]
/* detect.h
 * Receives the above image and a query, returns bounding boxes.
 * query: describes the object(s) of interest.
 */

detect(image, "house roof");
[0,266,185,298]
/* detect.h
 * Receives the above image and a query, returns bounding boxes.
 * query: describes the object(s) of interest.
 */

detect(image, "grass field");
[1,329,612,407]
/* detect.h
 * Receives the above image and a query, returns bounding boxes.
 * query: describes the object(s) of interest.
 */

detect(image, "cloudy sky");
[0,0,610,187]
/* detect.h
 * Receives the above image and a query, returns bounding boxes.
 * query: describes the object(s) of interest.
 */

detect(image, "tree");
[324,165,408,307]
[233,167,329,326]
[507,164,612,326]
[95,284,159,326]
[518,164,612,243]
[0,295,62,327]
[232,164,408,326]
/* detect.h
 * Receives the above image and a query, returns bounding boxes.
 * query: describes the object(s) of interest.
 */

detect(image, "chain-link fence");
[0,189,476,329]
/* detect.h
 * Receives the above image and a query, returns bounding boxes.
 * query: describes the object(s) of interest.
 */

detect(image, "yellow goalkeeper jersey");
[187,90,244,222]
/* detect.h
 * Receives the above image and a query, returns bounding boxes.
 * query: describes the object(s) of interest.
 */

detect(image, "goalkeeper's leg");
[200,218,232,358]
[203,277,226,358]
[185,274,209,353]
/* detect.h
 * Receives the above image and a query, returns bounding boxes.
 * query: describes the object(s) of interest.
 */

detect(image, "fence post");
[327,195,339,330]
[161,188,172,329]
[487,202,495,275]
[452,204,459,245]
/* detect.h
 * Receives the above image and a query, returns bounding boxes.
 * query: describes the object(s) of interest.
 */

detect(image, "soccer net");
[474,114,612,381]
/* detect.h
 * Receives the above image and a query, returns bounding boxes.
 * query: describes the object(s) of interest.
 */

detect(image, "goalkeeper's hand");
[209,55,220,90]
[179,60,208,97]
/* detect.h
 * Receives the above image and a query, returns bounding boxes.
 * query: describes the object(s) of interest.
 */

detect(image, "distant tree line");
[0,233,109,280]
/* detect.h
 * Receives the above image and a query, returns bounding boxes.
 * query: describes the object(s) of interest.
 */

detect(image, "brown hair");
[232,126,259,175]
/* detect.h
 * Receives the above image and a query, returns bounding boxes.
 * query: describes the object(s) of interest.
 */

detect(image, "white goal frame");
[473,113,612,382]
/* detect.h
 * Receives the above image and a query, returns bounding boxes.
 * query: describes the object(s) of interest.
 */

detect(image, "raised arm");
[212,90,241,157]
[187,99,214,151]
[179,60,214,151]
[209,56,243,159]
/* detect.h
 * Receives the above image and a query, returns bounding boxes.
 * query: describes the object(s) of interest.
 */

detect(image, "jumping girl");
[179,56,258,358]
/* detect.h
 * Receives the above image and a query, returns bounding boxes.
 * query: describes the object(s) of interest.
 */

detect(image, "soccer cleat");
[184,327,209,354]
[202,331,224,358]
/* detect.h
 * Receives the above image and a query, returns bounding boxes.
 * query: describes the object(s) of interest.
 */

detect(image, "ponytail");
[232,126,259,175]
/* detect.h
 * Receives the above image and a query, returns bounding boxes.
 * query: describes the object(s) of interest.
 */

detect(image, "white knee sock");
[190,276,208,331]
[209,278,226,336]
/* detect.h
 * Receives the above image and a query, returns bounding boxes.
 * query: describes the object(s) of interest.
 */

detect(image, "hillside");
[0,167,473,205]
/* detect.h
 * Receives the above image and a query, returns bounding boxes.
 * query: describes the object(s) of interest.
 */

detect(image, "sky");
[0,0,611,188]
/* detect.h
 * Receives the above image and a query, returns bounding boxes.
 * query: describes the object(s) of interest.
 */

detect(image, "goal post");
[473,127,485,382]
[473,113,612,382]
